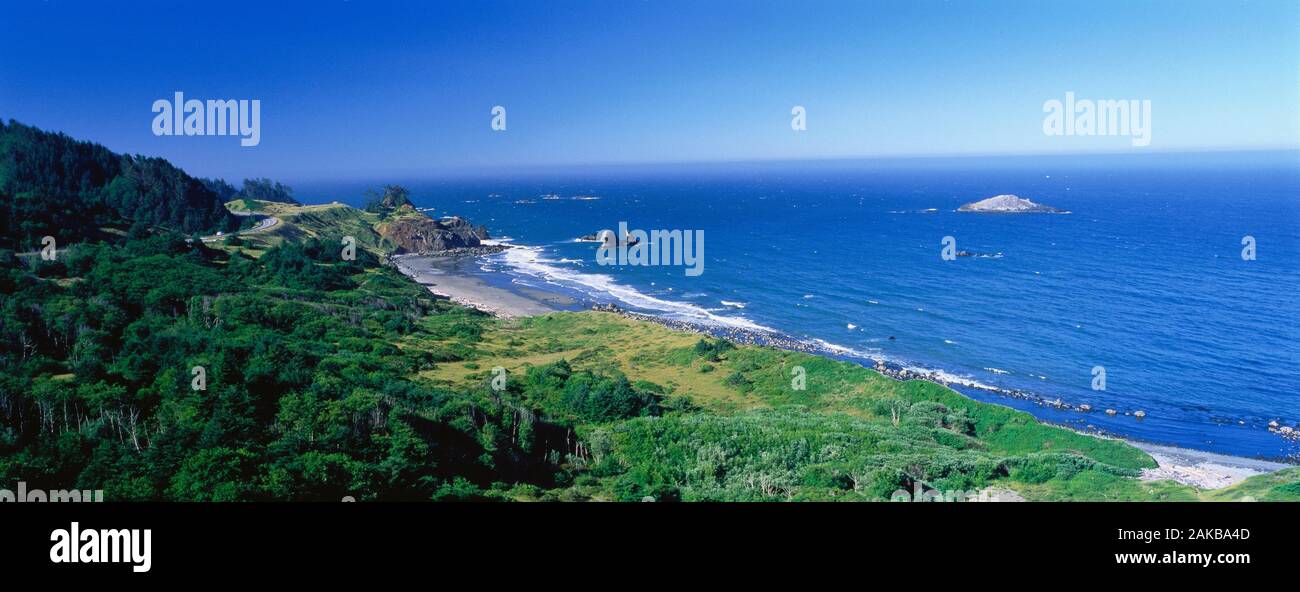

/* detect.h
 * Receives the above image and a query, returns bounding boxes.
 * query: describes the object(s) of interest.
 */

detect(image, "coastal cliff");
[378,215,492,254]
[362,184,496,255]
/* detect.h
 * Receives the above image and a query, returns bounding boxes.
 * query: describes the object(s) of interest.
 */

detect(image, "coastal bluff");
[958,194,1068,214]
[380,214,493,254]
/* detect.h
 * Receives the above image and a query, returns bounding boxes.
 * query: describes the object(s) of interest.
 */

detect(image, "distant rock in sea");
[576,231,640,246]
[956,250,1004,259]
[957,194,1068,214]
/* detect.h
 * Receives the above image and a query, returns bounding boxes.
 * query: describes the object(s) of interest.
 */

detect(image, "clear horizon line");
[280,145,1300,184]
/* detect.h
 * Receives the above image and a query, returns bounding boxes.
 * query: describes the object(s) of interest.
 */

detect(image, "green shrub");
[692,338,735,362]
[723,371,753,393]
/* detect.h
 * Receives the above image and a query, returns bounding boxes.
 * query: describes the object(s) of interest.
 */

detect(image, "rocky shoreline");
[588,302,1300,459]
[421,244,511,256]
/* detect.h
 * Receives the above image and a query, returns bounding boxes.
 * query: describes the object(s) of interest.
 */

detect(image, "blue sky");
[1,0,1296,181]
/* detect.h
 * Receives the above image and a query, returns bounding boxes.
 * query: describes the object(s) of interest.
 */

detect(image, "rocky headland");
[380,214,502,255]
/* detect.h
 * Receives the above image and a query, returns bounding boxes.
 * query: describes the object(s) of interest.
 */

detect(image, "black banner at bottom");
[2,501,1289,580]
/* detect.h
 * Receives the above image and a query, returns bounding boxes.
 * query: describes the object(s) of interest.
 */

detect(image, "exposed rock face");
[577,231,640,246]
[381,215,492,254]
[958,194,1068,214]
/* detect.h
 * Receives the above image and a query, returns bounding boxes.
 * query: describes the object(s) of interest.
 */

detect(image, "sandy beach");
[1132,441,1291,490]
[392,253,576,318]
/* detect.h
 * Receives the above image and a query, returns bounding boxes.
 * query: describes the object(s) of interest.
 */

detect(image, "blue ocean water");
[299,152,1300,460]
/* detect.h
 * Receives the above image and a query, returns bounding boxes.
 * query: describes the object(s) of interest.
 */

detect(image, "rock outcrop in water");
[958,194,1068,214]
[577,231,640,246]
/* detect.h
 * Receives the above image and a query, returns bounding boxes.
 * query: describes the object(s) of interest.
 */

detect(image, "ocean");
[298,152,1300,461]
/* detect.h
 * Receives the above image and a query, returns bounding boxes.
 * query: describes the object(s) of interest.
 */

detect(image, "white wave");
[810,339,878,360]
[984,367,1011,375]
[943,339,957,344]
[494,245,776,333]
[900,364,1003,392]
[847,323,857,330]
[803,338,1012,395]
[721,300,747,309]
[888,208,939,214]
[868,300,879,304]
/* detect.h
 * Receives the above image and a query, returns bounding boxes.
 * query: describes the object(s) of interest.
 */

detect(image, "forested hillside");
[202,177,300,205]
[0,233,559,499]
[0,119,238,250]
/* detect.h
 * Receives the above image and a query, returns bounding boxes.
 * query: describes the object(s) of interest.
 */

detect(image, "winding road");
[200,211,280,243]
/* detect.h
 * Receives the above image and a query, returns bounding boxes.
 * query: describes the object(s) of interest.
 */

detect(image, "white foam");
[721,300,747,309]
[810,338,878,360]
[900,364,1002,392]
[494,245,776,333]
[802,338,1012,396]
